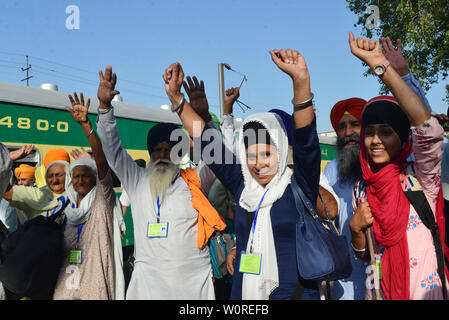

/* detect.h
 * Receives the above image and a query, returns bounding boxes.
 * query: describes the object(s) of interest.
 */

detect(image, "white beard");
[147,159,179,202]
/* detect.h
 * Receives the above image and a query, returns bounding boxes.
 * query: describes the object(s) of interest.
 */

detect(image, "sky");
[0,0,447,132]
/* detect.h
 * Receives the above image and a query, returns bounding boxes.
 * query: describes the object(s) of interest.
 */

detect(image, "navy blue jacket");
[200,117,321,300]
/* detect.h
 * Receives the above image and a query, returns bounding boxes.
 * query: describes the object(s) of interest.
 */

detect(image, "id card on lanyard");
[239,189,268,275]
[70,223,84,264]
[147,196,169,238]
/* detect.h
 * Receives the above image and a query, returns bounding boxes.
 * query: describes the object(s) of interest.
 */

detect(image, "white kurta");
[97,109,215,300]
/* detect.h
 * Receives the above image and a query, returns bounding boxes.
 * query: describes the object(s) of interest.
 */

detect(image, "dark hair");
[243,121,273,149]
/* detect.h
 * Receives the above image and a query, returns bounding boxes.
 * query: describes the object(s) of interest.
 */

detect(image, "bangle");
[96,106,113,124]
[350,241,366,253]
[98,106,113,114]
[171,93,185,112]
[292,92,314,107]
[87,128,94,137]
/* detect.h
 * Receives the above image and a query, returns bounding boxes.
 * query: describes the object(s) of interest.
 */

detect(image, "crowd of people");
[0,32,449,300]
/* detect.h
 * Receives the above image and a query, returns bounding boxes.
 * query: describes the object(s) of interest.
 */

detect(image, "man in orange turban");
[43,149,71,168]
[14,164,36,186]
[330,98,366,134]
[324,97,368,301]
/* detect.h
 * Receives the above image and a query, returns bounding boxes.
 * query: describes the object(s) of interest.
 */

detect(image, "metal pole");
[21,55,32,86]
[218,63,225,119]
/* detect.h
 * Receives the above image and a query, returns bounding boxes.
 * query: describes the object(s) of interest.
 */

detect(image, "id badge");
[69,249,83,264]
[375,256,382,280]
[147,222,169,238]
[239,251,262,275]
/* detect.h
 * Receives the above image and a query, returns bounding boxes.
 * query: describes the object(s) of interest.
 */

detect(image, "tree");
[347,0,449,103]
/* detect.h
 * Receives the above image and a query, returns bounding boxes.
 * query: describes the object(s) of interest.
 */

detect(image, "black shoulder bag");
[291,175,352,282]
[0,198,70,300]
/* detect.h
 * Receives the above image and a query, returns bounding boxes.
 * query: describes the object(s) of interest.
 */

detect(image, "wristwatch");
[373,60,390,76]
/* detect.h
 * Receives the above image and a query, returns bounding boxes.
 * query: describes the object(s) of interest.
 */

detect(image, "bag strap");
[290,175,318,219]
[404,190,448,300]
[317,190,332,221]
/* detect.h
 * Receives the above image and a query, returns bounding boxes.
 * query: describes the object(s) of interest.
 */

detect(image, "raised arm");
[224,87,240,116]
[382,36,432,112]
[349,32,431,126]
[269,49,314,128]
[66,92,109,180]
[163,63,206,139]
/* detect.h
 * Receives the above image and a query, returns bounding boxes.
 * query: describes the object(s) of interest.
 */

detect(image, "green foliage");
[347,0,449,99]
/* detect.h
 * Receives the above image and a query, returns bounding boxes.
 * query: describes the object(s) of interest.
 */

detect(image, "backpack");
[0,198,69,300]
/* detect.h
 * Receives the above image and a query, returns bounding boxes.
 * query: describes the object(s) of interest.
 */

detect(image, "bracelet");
[96,106,113,124]
[292,92,314,107]
[98,106,113,114]
[87,128,94,137]
[350,241,366,253]
[171,93,185,112]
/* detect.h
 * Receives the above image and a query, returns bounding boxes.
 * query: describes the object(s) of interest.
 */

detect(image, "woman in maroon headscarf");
[348,32,449,300]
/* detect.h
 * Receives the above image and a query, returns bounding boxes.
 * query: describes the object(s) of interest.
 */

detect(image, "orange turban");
[14,164,36,180]
[330,98,367,133]
[43,149,71,168]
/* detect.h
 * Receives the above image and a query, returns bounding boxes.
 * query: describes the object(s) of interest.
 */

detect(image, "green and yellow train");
[0,81,337,249]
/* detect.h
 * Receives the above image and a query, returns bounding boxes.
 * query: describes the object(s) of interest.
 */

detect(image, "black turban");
[146,122,182,155]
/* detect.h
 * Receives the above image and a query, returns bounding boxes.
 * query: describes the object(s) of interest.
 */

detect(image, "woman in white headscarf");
[163,48,321,300]
[51,92,124,300]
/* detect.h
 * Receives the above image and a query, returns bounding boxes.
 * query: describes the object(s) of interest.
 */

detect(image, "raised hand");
[70,147,92,160]
[381,37,409,77]
[98,65,120,109]
[269,48,310,82]
[182,76,211,122]
[66,92,90,125]
[224,87,240,115]
[10,144,34,161]
[349,32,387,70]
[163,62,184,105]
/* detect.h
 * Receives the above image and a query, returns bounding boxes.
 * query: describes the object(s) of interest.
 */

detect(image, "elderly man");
[96,66,223,300]
[324,37,433,300]
[14,164,36,187]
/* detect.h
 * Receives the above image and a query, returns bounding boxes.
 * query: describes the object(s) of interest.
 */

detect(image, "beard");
[147,158,179,202]
[336,134,362,184]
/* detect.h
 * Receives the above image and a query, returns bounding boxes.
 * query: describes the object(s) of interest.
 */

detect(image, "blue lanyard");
[76,224,84,244]
[70,202,84,245]
[249,189,269,253]
[156,196,161,223]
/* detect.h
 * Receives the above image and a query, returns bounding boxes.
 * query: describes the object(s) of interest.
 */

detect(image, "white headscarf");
[238,112,293,300]
[64,158,97,226]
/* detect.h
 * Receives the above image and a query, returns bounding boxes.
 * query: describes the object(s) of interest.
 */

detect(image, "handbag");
[291,175,352,281]
[209,231,235,279]
[0,197,70,300]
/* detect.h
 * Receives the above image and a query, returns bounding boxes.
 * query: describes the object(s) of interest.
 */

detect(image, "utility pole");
[218,63,225,119]
[21,55,32,86]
